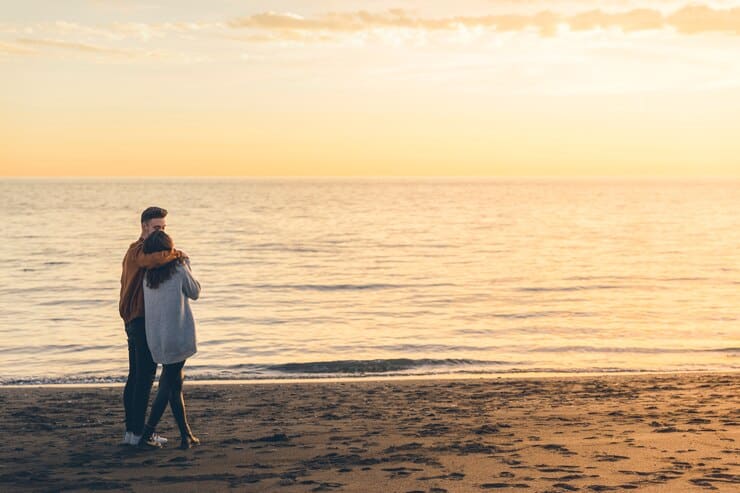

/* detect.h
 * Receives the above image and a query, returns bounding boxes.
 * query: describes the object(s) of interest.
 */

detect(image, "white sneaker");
[151,433,168,445]
[128,433,142,446]
[120,431,132,445]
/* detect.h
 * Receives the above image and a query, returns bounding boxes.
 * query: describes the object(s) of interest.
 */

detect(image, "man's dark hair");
[141,206,168,224]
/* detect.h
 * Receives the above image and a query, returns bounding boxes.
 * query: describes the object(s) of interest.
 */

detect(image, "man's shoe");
[151,433,168,445]
[128,433,141,446]
[120,431,132,446]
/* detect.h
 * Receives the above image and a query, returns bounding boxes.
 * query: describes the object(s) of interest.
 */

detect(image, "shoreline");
[1,371,738,492]
[2,368,739,389]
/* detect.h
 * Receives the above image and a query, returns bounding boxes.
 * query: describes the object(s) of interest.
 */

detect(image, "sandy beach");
[0,372,738,492]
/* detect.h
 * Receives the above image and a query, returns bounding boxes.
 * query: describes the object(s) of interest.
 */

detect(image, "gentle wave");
[2,354,739,386]
[4,366,739,387]
[266,358,499,373]
[525,346,740,354]
[244,283,455,291]
[7,345,735,357]
[516,285,631,292]
[490,311,595,319]
[0,358,508,385]
[183,358,518,376]
[1,344,118,355]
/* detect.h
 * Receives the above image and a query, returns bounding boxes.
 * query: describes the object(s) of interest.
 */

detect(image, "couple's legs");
[123,318,157,434]
[143,360,196,446]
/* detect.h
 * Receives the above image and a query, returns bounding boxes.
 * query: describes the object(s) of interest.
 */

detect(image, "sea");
[0,178,738,385]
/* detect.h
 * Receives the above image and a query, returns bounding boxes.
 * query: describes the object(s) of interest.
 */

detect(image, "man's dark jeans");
[123,317,157,435]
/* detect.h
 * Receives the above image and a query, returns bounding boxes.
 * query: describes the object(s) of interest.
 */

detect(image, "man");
[119,206,184,447]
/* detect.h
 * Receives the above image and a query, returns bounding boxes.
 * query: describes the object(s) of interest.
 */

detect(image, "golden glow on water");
[0,179,738,383]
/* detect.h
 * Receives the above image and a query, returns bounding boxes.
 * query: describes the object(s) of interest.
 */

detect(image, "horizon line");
[2,175,740,181]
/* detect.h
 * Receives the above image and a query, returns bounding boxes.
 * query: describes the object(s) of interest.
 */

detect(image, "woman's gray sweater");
[143,260,200,364]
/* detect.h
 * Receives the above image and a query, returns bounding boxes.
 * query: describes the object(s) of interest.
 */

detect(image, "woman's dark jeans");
[145,360,193,439]
[123,317,157,435]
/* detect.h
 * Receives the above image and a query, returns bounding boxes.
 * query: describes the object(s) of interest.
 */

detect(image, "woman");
[139,230,200,450]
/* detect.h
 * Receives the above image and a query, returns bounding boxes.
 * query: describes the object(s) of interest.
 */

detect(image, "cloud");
[568,9,665,32]
[15,37,134,56]
[231,10,422,32]
[0,41,35,54]
[3,3,740,62]
[228,9,559,34]
[0,20,224,61]
[668,5,740,34]
[13,20,224,42]
[109,21,225,41]
[11,37,205,63]
[229,6,740,38]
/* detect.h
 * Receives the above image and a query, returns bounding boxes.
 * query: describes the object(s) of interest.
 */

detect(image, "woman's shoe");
[179,434,200,450]
[151,432,168,445]
[137,435,163,450]
[137,425,162,450]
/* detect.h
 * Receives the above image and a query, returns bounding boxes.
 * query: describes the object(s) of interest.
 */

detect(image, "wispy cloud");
[669,5,740,34]
[16,37,135,56]
[11,37,197,61]
[109,21,225,41]
[229,5,740,38]
[0,20,223,62]
[0,40,35,54]
[228,9,561,35]
[2,3,740,62]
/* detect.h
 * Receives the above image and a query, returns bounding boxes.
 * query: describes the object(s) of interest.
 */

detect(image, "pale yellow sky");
[2,1,740,176]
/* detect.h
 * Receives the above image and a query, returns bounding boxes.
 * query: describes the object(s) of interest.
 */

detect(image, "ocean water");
[0,178,738,385]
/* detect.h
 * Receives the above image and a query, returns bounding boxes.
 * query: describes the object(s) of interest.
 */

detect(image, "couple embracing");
[118,207,200,450]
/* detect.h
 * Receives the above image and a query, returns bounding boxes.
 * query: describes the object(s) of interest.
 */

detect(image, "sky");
[2,0,740,177]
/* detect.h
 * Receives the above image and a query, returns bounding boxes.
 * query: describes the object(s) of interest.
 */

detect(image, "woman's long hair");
[143,230,181,289]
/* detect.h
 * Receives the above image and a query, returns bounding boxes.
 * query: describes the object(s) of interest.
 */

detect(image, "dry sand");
[0,373,738,492]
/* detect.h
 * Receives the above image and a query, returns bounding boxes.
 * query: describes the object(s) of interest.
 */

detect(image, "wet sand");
[0,373,738,492]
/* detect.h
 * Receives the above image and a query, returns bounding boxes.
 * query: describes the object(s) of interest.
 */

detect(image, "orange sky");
[2,1,740,176]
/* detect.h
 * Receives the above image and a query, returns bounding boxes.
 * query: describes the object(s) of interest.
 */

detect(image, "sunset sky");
[2,0,740,176]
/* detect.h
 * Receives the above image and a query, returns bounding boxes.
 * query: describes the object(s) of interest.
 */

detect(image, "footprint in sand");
[480,482,531,489]
[593,454,629,462]
[551,483,580,491]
